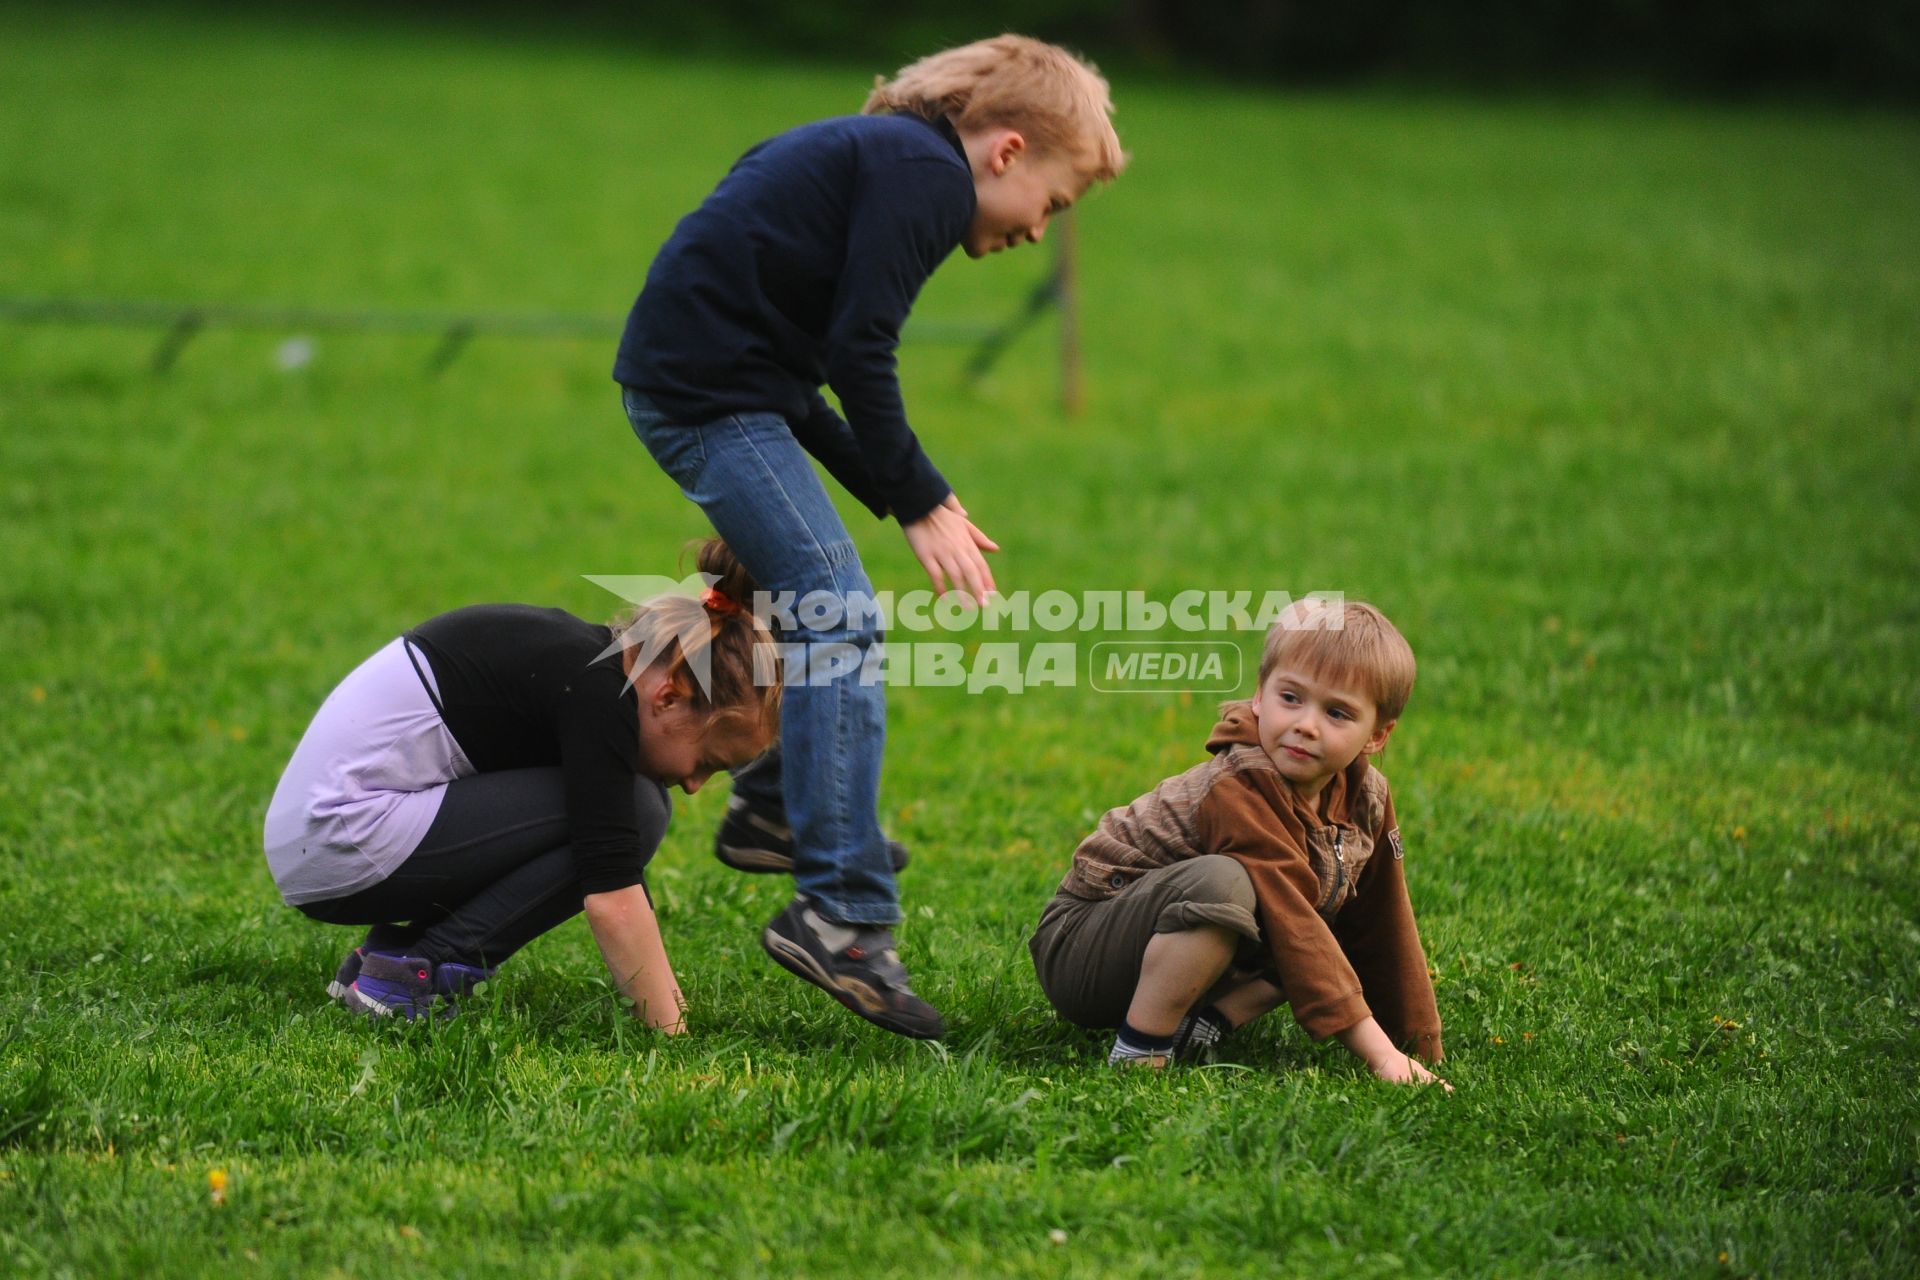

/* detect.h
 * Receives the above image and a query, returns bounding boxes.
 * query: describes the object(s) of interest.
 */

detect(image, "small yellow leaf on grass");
[1491,1036,1506,1045]
[1732,826,1747,842]
[29,687,46,704]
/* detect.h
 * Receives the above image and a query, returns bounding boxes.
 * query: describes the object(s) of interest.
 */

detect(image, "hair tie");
[700,587,745,618]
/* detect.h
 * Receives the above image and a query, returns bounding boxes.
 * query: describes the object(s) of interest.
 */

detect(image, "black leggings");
[297,768,672,968]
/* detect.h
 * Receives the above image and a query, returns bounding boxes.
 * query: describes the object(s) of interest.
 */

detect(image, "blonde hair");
[608,539,782,749]
[1257,598,1417,724]
[863,35,1128,181]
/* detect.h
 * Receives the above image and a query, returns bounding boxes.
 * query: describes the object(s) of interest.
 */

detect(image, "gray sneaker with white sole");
[761,897,944,1040]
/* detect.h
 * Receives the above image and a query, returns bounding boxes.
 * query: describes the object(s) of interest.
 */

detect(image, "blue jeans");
[623,388,899,926]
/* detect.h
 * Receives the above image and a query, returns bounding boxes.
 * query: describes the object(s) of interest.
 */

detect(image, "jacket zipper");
[1328,827,1347,909]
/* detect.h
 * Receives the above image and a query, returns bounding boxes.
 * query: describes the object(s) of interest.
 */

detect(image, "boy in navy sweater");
[617,36,1126,1038]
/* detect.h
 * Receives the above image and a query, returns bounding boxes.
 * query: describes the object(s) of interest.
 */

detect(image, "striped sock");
[1108,1021,1177,1065]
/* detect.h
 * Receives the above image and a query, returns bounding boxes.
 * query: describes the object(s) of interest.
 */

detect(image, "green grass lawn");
[3,5,1918,1276]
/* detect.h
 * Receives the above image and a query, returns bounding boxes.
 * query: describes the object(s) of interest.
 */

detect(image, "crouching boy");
[1029,599,1447,1085]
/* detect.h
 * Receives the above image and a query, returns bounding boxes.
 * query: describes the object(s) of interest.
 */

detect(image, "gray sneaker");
[761,897,944,1040]
[715,795,910,875]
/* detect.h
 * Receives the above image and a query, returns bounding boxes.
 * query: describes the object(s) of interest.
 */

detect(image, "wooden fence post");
[1055,211,1082,417]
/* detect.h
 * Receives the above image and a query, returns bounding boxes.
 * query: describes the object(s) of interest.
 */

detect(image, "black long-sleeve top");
[613,112,976,525]
[405,605,652,896]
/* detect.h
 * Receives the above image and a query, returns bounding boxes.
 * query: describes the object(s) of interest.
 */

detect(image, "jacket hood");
[1206,700,1261,753]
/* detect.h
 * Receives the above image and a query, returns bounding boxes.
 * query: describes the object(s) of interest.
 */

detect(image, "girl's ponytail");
[696,537,758,614]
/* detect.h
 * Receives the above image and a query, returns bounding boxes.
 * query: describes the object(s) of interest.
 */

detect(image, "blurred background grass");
[1,3,1917,1276]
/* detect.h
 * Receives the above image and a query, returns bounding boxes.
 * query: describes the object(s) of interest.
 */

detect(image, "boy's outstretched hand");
[903,493,1000,601]
[1371,1053,1453,1092]
[1339,1016,1454,1092]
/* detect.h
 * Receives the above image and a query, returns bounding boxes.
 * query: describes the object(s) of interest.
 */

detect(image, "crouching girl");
[262,539,778,1029]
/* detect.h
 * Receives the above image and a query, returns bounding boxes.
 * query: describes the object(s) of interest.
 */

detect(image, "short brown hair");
[862,35,1128,182]
[609,538,782,751]
[1257,598,1417,724]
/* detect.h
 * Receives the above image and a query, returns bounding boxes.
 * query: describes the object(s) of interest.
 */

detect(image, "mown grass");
[3,5,1918,1276]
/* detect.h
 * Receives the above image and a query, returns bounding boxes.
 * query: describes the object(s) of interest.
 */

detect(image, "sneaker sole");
[342,985,402,1018]
[326,979,353,1003]
[715,843,794,874]
[342,984,442,1021]
[719,843,911,876]
[761,927,941,1040]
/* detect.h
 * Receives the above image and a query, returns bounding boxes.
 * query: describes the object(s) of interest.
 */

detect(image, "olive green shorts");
[1028,854,1272,1029]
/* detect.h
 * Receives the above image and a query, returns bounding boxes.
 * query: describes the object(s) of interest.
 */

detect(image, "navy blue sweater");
[613,113,976,525]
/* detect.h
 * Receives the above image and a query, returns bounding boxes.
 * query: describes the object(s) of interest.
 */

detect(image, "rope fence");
[1,216,1083,413]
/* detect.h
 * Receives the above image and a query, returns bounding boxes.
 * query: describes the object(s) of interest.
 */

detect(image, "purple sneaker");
[343,952,497,1020]
[343,952,439,1020]
[433,961,495,1002]
[326,946,365,1005]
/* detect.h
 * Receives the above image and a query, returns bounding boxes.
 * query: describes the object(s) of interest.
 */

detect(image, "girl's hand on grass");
[903,493,999,600]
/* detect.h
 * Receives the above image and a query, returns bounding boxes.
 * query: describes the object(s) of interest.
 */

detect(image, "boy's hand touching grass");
[1338,1016,1454,1091]
[903,493,1000,600]
[1370,1053,1452,1091]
